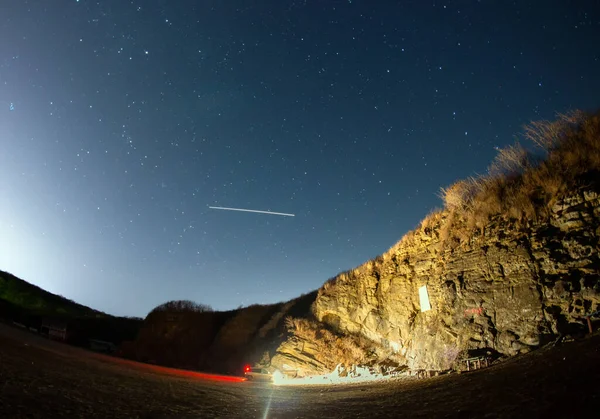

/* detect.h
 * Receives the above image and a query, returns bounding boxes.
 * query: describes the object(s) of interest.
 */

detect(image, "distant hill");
[0,269,106,318]
[127,291,318,374]
[0,268,317,372]
[0,269,143,346]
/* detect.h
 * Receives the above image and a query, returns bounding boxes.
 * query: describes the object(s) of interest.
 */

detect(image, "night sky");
[1,1,599,317]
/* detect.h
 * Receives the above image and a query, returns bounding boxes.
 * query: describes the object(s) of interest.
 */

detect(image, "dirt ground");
[0,322,598,418]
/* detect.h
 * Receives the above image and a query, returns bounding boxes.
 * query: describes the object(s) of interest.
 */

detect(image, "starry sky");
[1,1,599,317]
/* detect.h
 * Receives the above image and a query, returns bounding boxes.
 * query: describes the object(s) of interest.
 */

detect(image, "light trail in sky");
[208,206,295,217]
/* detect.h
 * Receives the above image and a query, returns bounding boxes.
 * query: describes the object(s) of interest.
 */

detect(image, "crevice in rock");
[520,228,555,337]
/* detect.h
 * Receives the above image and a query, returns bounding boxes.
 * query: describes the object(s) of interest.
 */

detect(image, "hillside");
[0,269,105,318]
[276,110,600,376]
[0,269,142,346]
[125,291,317,374]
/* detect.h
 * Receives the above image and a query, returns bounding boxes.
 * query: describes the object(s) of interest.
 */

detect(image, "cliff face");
[128,184,599,378]
[308,188,600,372]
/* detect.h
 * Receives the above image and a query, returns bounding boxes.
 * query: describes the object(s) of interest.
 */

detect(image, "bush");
[439,177,483,212]
[523,110,585,153]
[149,300,213,314]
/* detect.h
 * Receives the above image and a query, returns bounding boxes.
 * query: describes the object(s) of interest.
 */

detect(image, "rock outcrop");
[270,111,600,376]
[270,336,330,376]
[127,189,600,376]
[308,189,600,373]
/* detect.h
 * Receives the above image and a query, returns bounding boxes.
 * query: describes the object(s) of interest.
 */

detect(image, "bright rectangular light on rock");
[419,285,431,312]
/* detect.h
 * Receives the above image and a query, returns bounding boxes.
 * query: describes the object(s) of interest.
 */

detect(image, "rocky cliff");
[309,189,599,373]
[274,111,600,375]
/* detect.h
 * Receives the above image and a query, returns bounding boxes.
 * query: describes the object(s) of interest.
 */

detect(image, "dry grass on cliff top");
[437,110,600,241]
[323,110,600,290]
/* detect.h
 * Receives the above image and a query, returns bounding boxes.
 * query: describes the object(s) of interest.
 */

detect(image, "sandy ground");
[0,321,598,418]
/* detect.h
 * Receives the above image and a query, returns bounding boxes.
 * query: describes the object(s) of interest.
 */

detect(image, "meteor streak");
[208,206,295,217]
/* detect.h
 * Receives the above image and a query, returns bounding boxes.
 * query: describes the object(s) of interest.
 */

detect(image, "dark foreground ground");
[0,322,598,418]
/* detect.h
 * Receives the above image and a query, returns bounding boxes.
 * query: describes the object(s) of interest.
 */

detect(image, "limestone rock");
[280,189,599,374]
[270,337,330,377]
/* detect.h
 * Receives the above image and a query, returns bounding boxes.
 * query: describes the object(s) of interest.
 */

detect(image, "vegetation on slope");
[0,269,143,345]
[149,299,213,314]
[0,269,105,318]
[321,109,600,289]
[436,110,600,246]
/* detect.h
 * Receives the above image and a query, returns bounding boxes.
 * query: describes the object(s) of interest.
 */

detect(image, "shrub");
[439,176,484,213]
[487,142,530,178]
[522,110,585,153]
